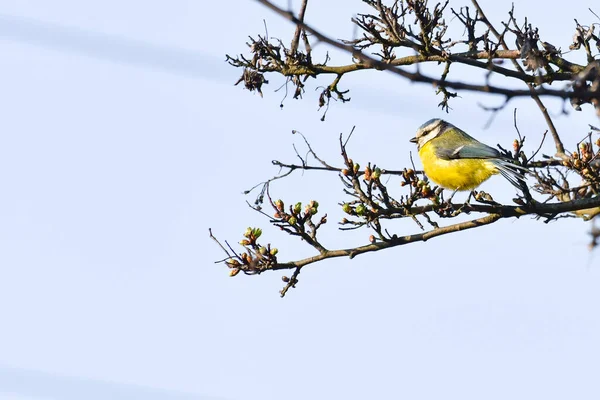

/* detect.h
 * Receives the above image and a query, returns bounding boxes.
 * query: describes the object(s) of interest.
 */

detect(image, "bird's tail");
[491,159,530,190]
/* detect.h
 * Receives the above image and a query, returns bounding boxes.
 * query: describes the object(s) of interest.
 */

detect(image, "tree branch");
[271,193,600,271]
[250,0,599,102]
[471,0,566,157]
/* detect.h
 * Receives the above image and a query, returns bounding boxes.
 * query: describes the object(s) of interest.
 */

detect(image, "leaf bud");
[372,167,381,180]
[275,199,284,211]
[364,166,372,181]
[293,202,302,214]
[355,204,367,216]
[226,258,240,268]
[342,203,352,214]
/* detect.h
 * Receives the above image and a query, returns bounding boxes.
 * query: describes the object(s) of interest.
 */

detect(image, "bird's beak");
[409,137,418,144]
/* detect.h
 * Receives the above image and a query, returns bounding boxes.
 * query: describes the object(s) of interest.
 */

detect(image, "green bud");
[226,258,240,267]
[252,228,262,239]
[293,202,302,215]
[275,199,284,211]
[270,248,279,256]
[288,216,297,225]
[355,204,367,216]
[342,203,352,214]
[243,227,253,238]
[372,168,381,180]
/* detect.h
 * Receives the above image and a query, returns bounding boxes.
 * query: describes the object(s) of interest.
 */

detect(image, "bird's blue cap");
[418,118,442,130]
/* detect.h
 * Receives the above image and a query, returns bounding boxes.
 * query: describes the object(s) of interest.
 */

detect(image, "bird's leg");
[444,188,473,217]
[450,190,474,216]
[446,189,459,204]
[466,190,475,204]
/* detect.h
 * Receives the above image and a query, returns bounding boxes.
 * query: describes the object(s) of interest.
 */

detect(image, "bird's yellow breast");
[418,141,499,191]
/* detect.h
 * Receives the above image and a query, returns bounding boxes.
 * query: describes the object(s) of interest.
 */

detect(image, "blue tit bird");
[409,119,527,192]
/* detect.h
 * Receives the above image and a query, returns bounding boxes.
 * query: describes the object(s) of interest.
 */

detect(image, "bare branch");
[245,0,599,105]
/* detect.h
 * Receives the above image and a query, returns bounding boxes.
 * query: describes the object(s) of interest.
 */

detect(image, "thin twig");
[471,0,566,157]
[290,0,308,54]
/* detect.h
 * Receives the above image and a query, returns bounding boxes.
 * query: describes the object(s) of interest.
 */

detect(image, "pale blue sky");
[0,1,599,399]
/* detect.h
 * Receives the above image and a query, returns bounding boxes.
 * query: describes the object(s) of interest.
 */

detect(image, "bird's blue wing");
[435,142,501,160]
[435,141,528,190]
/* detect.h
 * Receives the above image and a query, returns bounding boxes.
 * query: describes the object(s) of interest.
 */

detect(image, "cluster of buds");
[399,168,418,187]
[579,142,594,163]
[415,179,440,205]
[563,141,598,176]
[578,141,599,180]
[341,201,380,218]
[239,227,262,246]
[273,199,325,227]
[399,168,441,205]
[555,139,600,197]
[304,200,320,216]
[342,202,368,217]
[341,159,360,177]
[363,165,382,182]
[417,180,433,197]
[225,227,278,277]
